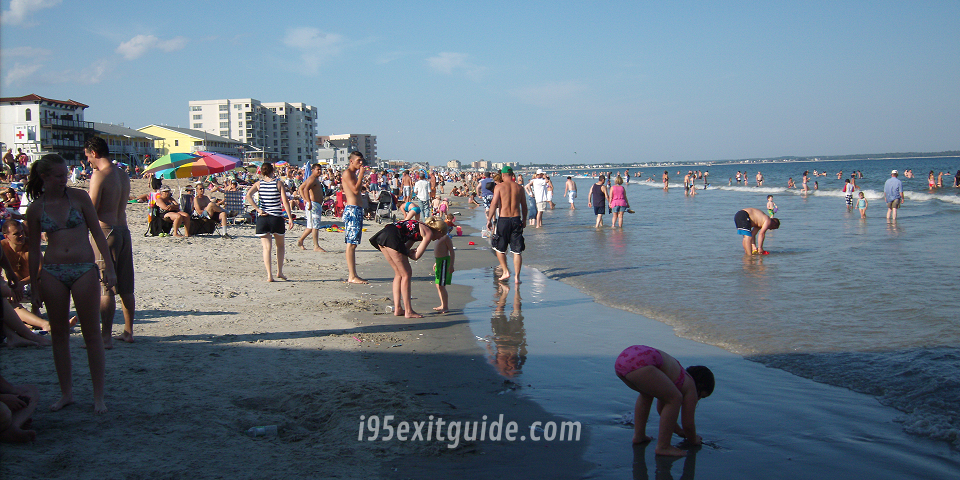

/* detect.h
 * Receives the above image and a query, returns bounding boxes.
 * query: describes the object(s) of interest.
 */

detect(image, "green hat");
[501,166,514,174]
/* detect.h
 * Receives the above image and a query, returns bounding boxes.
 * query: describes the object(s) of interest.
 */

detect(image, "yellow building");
[138,125,247,157]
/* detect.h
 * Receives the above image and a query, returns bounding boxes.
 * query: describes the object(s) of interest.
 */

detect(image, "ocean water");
[462,157,960,452]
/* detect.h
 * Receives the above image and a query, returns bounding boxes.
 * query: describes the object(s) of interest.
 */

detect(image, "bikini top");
[40,194,85,233]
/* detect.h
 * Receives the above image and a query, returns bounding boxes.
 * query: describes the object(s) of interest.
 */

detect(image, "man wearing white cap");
[525,169,549,228]
[884,170,905,220]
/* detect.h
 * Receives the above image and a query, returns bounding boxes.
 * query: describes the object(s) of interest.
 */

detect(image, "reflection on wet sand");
[485,276,527,378]
[632,441,698,480]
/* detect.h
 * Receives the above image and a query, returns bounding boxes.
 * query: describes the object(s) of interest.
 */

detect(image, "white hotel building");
[188,98,318,166]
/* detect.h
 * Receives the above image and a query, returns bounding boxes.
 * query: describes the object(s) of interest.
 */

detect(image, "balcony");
[40,118,95,131]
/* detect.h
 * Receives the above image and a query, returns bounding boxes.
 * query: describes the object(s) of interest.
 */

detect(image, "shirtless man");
[662,170,669,191]
[486,166,527,283]
[86,137,136,346]
[296,164,326,252]
[733,207,780,255]
[400,170,414,202]
[342,152,368,284]
[564,176,577,209]
[192,183,230,238]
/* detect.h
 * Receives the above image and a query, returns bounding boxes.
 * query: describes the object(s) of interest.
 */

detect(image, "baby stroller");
[373,190,396,224]
[320,197,336,218]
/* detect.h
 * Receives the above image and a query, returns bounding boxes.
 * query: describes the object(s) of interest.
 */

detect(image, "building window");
[220,122,229,128]
[25,109,31,121]
[219,104,228,111]
[193,123,202,128]
[219,113,228,120]
[238,122,242,127]
[235,104,241,110]
[193,114,202,120]
[175,140,179,146]
[220,131,228,137]
[191,106,202,111]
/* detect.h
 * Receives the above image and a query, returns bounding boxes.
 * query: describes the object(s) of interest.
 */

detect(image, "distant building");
[472,160,491,170]
[93,122,161,167]
[446,159,461,169]
[138,125,246,158]
[323,134,377,167]
[0,93,95,163]
[188,98,317,165]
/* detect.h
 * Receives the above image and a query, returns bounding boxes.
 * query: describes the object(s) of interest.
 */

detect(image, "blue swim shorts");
[343,204,363,245]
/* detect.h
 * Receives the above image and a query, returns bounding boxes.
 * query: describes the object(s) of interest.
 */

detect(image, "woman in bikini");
[615,345,714,456]
[368,217,446,318]
[26,154,116,413]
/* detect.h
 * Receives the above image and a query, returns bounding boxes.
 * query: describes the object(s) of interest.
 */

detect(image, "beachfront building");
[94,122,161,168]
[447,160,461,169]
[138,125,247,158]
[322,134,377,168]
[0,93,95,163]
[188,98,318,166]
[472,160,492,170]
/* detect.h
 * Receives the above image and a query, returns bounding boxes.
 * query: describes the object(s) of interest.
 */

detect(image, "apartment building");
[0,93,95,163]
[188,98,318,166]
[322,134,377,168]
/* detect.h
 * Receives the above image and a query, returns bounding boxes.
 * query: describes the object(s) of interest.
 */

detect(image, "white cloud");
[3,59,111,87]
[116,34,188,60]
[1,46,53,58]
[510,81,589,108]
[3,63,42,86]
[283,27,343,75]
[1,0,60,26]
[426,52,485,80]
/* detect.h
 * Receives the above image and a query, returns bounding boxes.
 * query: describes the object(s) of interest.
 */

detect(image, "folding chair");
[222,190,251,225]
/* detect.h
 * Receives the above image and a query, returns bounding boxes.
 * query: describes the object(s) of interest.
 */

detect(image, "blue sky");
[2,0,958,165]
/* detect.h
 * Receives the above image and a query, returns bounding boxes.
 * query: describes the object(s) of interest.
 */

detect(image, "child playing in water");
[857,191,868,218]
[766,195,778,217]
[615,345,714,456]
[432,220,455,313]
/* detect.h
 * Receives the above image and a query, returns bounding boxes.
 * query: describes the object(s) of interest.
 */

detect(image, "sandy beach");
[0,182,591,479]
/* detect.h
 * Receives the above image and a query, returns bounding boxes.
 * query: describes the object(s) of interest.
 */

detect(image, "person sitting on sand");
[0,374,39,443]
[615,345,714,456]
[155,186,191,237]
[368,217,447,318]
[2,283,52,347]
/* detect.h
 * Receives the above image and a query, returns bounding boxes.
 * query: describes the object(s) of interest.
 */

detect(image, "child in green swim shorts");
[432,222,455,313]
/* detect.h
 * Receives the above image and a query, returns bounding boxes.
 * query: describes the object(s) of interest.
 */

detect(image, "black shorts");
[369,224,409,255]
[734,210,752,235]
[491,216,525,254]
[255,214,285,236]
[593,204,606,216]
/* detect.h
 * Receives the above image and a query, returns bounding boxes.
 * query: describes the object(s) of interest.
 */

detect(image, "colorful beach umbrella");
[142,152,200,175]
[154,155,243,179]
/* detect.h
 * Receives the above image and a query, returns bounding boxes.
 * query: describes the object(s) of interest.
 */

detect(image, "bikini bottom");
[42,263,98,288]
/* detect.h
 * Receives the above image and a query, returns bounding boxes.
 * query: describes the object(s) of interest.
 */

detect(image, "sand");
[0,182,590,479]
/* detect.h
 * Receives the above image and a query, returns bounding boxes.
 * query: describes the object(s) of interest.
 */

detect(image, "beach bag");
[146,205,172,236]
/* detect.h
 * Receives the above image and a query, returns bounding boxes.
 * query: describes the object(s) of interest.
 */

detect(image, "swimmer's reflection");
[632,441,698,480]
[486,283,527,378]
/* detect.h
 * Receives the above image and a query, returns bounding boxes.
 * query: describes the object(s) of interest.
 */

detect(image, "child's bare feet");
[313,246,326,252]
[632,434,653,444]
[50,395,74,412]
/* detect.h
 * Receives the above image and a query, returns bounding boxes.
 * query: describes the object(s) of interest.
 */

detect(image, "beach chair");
[179,191,219,236]
[222,190,251,225]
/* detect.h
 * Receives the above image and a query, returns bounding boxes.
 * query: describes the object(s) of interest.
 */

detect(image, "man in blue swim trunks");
[734,207,780,255]
[297,163,327,252]
[342,152,368,284]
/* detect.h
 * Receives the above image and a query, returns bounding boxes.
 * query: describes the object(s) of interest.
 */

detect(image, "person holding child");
[368,217,447,318]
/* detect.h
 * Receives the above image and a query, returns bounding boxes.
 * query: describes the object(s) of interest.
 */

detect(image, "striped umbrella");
[154,153,243,179]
